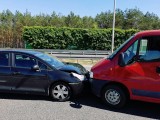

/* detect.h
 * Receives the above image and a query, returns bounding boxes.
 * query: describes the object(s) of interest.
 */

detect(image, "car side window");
[139,39,148,56]
[38,61,47,70]
[138,36,160,62]
[123,40,138,64]
[0,53,9,66]
[15,54,37,68]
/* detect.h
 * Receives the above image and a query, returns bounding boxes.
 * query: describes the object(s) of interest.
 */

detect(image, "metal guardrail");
[37,49,111,59]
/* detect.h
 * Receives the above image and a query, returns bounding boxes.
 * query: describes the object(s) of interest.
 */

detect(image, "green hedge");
[23,27,138,50]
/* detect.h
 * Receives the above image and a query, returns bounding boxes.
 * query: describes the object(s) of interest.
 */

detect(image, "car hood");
[58,62,88,75]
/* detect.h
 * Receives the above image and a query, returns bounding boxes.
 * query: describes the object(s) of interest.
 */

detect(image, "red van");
[90,30,160,108]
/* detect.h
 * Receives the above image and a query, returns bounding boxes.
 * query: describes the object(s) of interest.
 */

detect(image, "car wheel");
[102,85,127,108]
[51,82,71,102]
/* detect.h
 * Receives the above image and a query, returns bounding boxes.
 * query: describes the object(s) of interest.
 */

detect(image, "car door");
[0,52,13,91]
[115,36,160,100]
[11,53,49,94]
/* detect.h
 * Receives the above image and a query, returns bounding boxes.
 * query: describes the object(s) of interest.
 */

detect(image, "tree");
[115,9,124,29]
[82,16,97,28]
[123,8,143,29]
[64,12,82,28]
[139,12,160,30]
[95,10,113,28]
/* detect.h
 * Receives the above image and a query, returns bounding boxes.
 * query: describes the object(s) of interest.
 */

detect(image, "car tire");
[102,85,127,108]
[50,82,71,102]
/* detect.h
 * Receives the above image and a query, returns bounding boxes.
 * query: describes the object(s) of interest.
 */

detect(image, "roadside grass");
[60,58,101,66]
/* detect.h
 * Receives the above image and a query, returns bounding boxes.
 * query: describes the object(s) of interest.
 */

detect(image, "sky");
[0,0,160,17]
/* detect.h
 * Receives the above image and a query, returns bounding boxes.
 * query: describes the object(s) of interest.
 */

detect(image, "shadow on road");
[70,93,160,119]
[0,92,159,119]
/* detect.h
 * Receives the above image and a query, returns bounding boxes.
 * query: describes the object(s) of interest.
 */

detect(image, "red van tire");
[102,85,127,108]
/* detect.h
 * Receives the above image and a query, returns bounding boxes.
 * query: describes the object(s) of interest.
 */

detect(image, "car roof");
[135,30,160,37]
[0,49,43,55]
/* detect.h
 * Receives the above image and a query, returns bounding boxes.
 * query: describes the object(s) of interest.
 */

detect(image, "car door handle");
[156,66,160,73]
[12,72,21,75]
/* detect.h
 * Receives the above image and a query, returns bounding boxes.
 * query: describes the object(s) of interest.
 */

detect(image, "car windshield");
[108,35,135,59]
[34,52,64,68]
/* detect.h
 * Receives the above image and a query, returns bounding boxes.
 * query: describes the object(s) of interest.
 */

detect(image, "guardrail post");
[91,59,93,64]
[95,50,97,57]
[70,52,71,58]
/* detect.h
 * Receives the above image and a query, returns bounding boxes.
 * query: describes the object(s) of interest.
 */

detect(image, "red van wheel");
[102,85,127,108]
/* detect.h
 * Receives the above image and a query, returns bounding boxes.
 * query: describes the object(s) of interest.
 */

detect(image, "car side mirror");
[118,53,126,67]
[32,65,40,71]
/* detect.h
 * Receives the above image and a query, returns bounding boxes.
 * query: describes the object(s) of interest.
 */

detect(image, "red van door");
[115,36,160,101]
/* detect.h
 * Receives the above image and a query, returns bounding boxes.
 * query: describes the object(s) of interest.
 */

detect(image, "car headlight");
[90,72,93,78]
[71,72,85,81]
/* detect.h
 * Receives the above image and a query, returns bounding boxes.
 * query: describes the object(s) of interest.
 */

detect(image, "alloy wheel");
[105,89,121,105]
[52,84,69,100]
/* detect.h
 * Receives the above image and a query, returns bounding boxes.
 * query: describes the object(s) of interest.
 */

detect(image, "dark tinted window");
[38,61,47,70]
[139,36,160,61]
[0,53,9,66]
[15,54,37,68]
[34,53,64,68]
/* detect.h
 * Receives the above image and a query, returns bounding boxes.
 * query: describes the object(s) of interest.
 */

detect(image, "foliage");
[0,8,160,48]
[95,8,160,30]
[23,27,138,50]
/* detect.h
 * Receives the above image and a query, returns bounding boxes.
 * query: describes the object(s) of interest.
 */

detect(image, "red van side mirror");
[118,53,126,67]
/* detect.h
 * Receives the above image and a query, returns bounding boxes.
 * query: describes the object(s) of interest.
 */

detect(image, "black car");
[0,49,89,101]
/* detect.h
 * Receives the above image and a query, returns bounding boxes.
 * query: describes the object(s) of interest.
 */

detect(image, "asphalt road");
[0,65,160,120]
[0,93,160,120]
